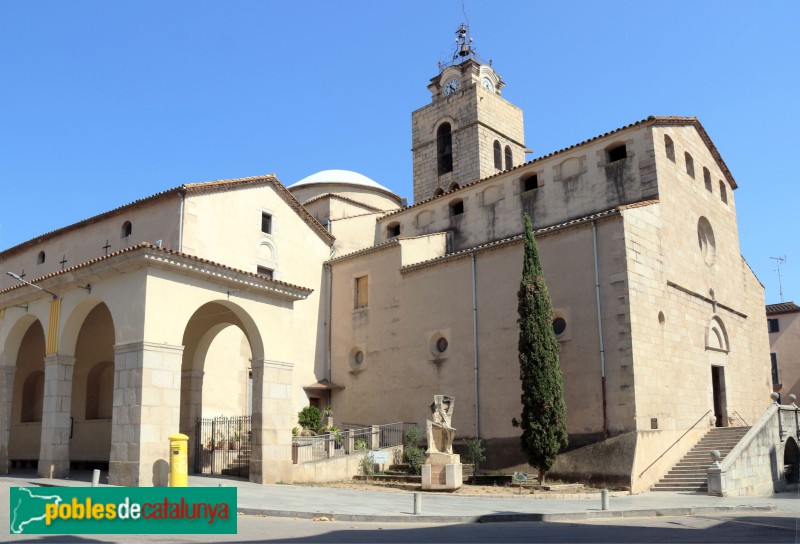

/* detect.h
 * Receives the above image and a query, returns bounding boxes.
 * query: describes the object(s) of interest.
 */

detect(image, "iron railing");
[292,422,415,464]
[195,415,251,478]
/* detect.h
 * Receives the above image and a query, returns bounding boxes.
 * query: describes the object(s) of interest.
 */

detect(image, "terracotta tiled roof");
[379,116,736,221]
[766,302,800,315]
[0,242,314,297]
[301,192,396,214]
[1,174,334,257]
[328,238,401,265]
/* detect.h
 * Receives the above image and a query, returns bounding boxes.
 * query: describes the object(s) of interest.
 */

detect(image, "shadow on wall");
[152,459,169,487]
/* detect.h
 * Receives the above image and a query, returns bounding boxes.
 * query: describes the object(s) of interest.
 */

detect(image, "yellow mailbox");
[168,433,189,487]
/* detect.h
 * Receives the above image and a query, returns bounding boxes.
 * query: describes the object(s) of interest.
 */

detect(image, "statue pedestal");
[421,454,462,491]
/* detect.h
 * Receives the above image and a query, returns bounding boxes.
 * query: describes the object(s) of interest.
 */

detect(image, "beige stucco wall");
[330,217,629,466]
[0,195,181,291]
[769,311,800,395]
[180,183,331,411]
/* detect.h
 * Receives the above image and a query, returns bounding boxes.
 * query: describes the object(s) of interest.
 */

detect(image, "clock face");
[443,78,459,96]
[482,76,495,92]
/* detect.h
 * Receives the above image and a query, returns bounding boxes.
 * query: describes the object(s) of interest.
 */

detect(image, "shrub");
[359,451,376,480]
[404,426,425,449]
[354,438,368,451]
[298,406,321,431]
[465,437,486,483]
[404,446,426,475]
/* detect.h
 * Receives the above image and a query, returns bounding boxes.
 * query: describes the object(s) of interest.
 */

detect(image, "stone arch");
[69,302,115,467]
[59,296,116,358]
[706,316,729,352]
[178,300,264,471]
[7,319,46,468]
[257,238,278,263]
[784,436,799,485]
[1,313,45,369]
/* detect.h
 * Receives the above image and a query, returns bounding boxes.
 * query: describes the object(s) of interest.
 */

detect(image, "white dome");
[289,169,391,192]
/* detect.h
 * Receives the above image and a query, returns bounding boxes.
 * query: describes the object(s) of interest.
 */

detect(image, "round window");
[552,317,567,336]
[436,337,449,353]
[354,351,364,365]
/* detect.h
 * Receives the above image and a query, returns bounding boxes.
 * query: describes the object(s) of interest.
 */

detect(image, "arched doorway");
[69,303,115,471]
[784,437,799,486]
[180,301,258,478]
[8,320,46,469]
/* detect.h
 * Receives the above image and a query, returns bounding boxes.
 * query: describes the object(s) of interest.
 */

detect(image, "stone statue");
[426,395,455,455]
[421,394,462,491]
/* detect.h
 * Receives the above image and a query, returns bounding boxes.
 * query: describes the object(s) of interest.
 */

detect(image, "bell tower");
[412,24,527,203]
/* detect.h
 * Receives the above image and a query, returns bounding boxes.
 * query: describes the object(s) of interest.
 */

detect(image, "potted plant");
[231,431,241,451]
[217,431,228,451]
[323,405,334,428]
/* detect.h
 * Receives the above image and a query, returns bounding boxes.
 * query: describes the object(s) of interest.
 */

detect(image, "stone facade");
[412,59,526,202]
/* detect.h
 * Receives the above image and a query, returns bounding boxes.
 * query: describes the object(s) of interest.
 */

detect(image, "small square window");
[768,318,780,333]
[355,276,368,309]
[257,266,273,279]
[607,144,627,163]
[522,174,539,192]
[449,200,464,216]
[261,212,272,234]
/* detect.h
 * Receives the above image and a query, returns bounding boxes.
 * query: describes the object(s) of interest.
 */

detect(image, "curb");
[237,504,776,524]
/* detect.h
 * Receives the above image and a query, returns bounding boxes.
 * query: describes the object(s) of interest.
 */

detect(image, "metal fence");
[195,415,251,478]
[292,422,416,464]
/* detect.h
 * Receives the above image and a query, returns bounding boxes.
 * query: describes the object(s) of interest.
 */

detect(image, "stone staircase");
[652,426,750,493]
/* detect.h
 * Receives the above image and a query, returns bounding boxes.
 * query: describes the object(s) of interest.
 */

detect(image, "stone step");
[652,427,751,493]
[660,476,707,482]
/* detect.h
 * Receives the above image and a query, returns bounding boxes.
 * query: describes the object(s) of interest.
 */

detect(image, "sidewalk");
[1,471,796,524]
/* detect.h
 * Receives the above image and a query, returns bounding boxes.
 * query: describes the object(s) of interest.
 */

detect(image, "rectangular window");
[771,353,780,386]
[355,276,368,309]
[768,318,780,333]
[261,212,272,234]
[257,266,273,279]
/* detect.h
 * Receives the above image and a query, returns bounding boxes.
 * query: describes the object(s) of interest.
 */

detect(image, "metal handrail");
[638,409,712,478]
[731,410,749,427]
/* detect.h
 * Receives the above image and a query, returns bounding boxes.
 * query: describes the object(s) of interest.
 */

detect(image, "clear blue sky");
[1,1,797,304]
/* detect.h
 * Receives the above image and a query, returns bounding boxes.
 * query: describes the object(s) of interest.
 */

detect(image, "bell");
[459,43,470,57]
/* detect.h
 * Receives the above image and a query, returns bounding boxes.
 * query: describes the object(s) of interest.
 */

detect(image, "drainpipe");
[178,192,185,251]
[326,220,335,384]
[592,220,608,438]
[471,252,481,438]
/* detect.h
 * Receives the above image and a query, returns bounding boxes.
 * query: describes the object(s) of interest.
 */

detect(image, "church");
[0,27,772,491]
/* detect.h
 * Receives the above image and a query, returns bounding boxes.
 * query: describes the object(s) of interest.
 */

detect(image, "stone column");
[0,366,17,474]
[109,341,183,487]
[250,359,293,484]
[180,370,204,473]
[38,355,75,479]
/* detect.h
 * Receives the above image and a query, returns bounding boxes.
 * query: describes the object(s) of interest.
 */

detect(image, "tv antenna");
[770,256,787,302]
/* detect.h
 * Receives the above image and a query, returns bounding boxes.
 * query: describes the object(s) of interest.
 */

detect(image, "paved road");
[3,511,800,543]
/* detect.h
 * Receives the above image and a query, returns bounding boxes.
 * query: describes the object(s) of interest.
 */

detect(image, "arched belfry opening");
[8,319,46,469]
[180,301,260,479]
[69,303,115,470]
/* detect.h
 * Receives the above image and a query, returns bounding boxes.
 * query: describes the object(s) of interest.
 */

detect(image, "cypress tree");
[512,214,568,484]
